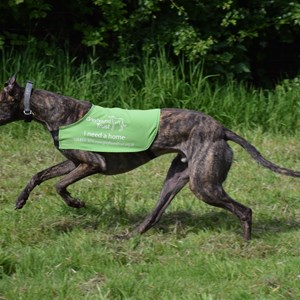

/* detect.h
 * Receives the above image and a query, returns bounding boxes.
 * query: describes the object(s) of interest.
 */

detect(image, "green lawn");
[0,123,299,299]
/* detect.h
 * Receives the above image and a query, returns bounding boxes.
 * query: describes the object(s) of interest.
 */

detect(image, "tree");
[1,0,300,85]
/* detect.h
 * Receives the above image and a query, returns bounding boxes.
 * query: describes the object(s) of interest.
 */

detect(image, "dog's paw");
[66,199,86,209]
[15,196,27,209]
[15,202,25,210]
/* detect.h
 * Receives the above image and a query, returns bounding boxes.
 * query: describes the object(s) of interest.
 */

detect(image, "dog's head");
[0,75,24,125]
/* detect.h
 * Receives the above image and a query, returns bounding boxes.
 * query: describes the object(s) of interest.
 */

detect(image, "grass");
[0,122,299,299]
[1,47,300,133]
[0,47,299,299]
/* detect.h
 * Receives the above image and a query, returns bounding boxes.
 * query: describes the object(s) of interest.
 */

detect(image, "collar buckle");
[23,80,33,122]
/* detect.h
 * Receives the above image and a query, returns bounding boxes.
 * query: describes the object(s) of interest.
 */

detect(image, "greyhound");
[0,75,299,240]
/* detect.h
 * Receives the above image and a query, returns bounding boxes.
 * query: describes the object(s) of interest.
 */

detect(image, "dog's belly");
[100,152,155,175]
[61,148,155,175]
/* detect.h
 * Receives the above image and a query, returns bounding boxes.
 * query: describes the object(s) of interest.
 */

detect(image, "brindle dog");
[0,75,299,240]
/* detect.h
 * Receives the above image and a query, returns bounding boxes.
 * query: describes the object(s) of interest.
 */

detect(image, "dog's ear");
[4,75,17,94]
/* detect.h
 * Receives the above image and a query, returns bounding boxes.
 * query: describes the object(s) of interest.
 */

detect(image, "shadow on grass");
[154,211,300,239]
[48,203,300,239]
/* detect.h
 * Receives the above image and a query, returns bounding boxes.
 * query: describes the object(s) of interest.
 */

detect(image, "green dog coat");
[58,105,160,153]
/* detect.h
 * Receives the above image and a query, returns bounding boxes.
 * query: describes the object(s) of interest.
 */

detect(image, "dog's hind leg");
[129,154,189,237]
[16,160,77,209]
[189,141,252,240]
[190,182,252,240]
[55,163,100,208]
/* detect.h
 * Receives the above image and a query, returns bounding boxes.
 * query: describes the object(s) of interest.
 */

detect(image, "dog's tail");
[224,128,300,178]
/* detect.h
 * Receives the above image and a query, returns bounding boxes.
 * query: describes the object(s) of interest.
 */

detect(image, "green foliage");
[1,1,300,83]
[1,47,299,133]
[79,0,127,48]
[2,0,50,20]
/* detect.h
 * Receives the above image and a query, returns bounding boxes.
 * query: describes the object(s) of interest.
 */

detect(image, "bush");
[1,1,300,84]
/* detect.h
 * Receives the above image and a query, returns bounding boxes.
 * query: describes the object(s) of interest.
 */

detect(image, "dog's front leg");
[130,155,189,237]
[55,163,100,208]
[16,160,77,209]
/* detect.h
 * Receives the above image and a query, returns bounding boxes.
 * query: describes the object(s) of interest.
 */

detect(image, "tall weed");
[1,47,299,133]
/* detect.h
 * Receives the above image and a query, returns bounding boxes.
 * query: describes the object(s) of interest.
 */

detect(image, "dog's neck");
[28,89,92,131]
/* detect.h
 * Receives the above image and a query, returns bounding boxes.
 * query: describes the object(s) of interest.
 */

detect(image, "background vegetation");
[1,0,300,86]
[1,48,300,133]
